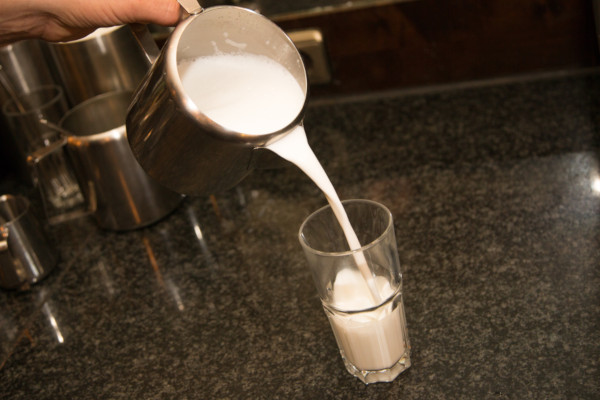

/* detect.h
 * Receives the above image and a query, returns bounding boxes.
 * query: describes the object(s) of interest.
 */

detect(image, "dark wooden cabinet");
[274,0,599,96]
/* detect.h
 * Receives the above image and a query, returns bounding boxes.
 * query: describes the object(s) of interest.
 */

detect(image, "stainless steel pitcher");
[42,25,152,106]
[126,6,308,196]
[0,195,58,290]
[35,91,183,231]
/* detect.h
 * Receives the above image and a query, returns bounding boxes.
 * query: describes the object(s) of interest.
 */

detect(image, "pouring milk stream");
[125,2,405,377]
[177,32,407,375]
[180,53,381,304]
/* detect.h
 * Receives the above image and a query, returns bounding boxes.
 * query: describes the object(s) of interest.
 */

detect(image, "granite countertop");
[0,71,599,399]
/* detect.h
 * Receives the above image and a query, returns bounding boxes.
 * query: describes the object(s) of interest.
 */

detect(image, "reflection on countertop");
[0,70,599,399]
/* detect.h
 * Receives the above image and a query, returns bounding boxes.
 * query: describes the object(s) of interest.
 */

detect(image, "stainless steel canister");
[0,195,58,290]
[59,91,183,230]
[42,25,152,106]
[35,91,183,231]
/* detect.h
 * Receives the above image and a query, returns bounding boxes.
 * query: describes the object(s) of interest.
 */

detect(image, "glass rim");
[2,84,64,117]
[298,198,393,258]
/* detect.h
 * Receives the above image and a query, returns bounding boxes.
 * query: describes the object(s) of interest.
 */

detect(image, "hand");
[0,0,181,46]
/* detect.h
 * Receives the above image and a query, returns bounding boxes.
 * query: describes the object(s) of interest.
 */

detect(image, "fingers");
[0,0,182,45]
[48,0,181,42]
[48,0,181,30]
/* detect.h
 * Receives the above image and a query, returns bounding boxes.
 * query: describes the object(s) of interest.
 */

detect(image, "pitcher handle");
[177,0,203,15]
[129,24,161,66]
[27,134,68,167]
[129,0,203,65]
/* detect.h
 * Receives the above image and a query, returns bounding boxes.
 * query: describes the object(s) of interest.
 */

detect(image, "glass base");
[342,351,411,384]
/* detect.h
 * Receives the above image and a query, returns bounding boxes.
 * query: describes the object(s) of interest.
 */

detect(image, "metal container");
[0,195,58,290]
[31,91,183,231]
[42,25,152,106]
[126,6,308,196]
[0,40,58,102]
[59,91,183,230]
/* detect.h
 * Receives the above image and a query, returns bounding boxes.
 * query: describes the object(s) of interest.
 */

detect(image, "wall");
[275,0,600,96]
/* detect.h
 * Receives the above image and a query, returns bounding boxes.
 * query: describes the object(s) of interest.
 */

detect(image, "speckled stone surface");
[1,71,599,399]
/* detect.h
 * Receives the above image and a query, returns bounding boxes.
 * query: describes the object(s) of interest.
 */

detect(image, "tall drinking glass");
[299,199,411,384]
[2,85,83,223]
